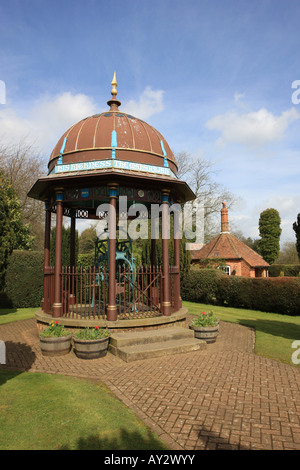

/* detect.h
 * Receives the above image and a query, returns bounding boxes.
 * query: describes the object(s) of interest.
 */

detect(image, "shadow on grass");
[0,341,36,385]
[237,319,300,341]
[59,428,168,450]
[0,292,15,311]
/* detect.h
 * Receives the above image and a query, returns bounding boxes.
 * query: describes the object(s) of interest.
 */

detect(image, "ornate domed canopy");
[29,73,195,325]
[28,74,195,204]
[48,73,178,177]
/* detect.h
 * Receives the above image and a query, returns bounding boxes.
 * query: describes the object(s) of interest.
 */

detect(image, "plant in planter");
[39,321,72,356]
[190,311,219,343]
[73,327,111,359]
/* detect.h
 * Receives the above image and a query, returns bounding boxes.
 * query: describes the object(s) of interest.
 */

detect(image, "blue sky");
[0,0,299,244]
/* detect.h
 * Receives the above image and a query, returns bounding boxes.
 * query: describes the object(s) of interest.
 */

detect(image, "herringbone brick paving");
[0,317,299,450]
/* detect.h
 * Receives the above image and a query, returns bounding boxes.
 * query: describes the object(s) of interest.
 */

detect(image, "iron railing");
[44,265,178,320]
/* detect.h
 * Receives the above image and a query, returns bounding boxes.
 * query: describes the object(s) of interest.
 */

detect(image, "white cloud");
[234,92,245,103]
[235,194,300,244]
[123,86,164,120]
[0,92,97,153]
[0,87,165,154]
[29,92,97,146]
[206,107,299,148]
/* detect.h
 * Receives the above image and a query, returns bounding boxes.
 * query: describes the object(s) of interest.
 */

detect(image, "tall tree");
[140,238,190,274]
[0,170,34,288]
[50,226,79,266]
[275,241,299,264]
[79,225,97,254]
[293,213,300,261]
[175,151,238,241]
[258,208,281,264]
[0,140,46,250]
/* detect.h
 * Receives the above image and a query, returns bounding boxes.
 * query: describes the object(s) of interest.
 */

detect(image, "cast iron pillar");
[69,210,76,305]
[162,189,171,316]
[52,189,64,318]
[174,202,182,311]
[107,183,118,321]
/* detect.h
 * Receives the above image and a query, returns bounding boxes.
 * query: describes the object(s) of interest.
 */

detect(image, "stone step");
[110,326,195,349]
[109,326,207,362]
[111,337,206,362]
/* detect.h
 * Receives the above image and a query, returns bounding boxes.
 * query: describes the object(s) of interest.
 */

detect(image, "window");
[218,265,231,275]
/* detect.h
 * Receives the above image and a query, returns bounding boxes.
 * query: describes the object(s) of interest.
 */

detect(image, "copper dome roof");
[48,74,178,177]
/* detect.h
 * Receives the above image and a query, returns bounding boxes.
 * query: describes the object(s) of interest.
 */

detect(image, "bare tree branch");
[175,151,239,240]
[0,139,48,249]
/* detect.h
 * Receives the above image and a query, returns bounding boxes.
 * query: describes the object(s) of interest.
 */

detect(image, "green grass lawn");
[0,370,168,450]
[1,302,299,450]
[183,301,300,366]
[0,307,168,450]
[0,307,36,325]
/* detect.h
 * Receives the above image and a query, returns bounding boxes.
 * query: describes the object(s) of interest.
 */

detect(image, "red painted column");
[162,189,171,316]
[69,211,76,305]
[107,183,118,321]
[52,190,64,318]
[174,203,182,311]
[42,200,51,313]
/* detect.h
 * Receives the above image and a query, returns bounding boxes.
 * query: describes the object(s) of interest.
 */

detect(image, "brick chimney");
[221,202,229,233]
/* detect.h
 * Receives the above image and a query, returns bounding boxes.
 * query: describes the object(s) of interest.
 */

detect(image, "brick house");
[191,202,269,277]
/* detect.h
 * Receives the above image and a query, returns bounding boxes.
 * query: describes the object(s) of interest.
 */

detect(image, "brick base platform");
[0,316,299,450]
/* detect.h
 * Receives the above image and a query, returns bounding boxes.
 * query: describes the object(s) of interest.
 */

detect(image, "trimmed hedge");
[181,269,300,315]
[269,264,300,277]
[250,277,300,315]
[181,269,226,304]
[4,251,300,315]
[77,253,94,268]
[4,251,96,308]
[5,250,44,308]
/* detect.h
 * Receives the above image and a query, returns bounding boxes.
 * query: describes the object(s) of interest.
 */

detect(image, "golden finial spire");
[107,71,121,109]
[111,71,118,98]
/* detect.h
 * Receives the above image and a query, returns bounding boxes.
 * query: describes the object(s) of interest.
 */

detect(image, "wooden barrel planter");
[73,337,110,359]
[40,334,73,356]
[190,324,219,344]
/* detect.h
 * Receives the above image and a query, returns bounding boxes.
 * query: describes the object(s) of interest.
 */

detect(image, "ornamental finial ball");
[111,71,118,97]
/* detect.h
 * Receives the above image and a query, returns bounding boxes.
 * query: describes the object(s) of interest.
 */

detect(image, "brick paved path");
[1,317,300,450]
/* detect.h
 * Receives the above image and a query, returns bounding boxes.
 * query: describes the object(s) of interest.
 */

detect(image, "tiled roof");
[191,232,269,267]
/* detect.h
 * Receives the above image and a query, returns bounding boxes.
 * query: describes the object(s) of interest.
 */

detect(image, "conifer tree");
[0,170,33,288]
[258,208,281,264]
[50,226,79,266]
[293,213,300,261]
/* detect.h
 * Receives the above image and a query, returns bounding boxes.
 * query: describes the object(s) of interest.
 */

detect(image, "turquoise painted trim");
[162,194,169,203]
[57,137,67,165]
[109,188,118,198]
[81,188,90,198]
[55,160,113,173]
[111,130,117,159]
[56,192,64,201]
[160,140,167,156]
[111,130,117,147]
[164,157,169,168]
[54,158,175,178]
[60,137,67,154]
